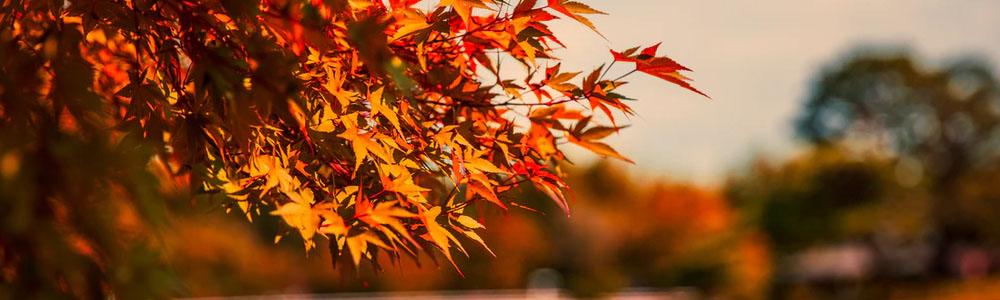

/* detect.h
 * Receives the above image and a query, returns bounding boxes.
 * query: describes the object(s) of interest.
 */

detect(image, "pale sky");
[539,0,1000,184]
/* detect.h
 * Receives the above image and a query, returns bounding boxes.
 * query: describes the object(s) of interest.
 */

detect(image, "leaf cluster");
[0,0,705,280]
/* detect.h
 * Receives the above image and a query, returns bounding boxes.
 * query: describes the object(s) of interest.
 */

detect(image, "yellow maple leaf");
[390,9,432,42]
[368,86,402,133]
[437,0,494,27]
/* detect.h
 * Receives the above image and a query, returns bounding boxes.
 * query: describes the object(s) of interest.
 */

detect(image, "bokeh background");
[5,0,1000,299]
[170,1,1000,298]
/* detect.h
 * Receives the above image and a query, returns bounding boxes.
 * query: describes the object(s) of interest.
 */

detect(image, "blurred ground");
[183,288,699,300]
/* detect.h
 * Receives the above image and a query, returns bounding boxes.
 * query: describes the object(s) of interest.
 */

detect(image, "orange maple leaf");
[611,43,709,98]
[547,0,606,37]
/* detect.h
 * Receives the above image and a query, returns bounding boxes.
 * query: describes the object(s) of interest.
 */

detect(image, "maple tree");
[1,0,704,293]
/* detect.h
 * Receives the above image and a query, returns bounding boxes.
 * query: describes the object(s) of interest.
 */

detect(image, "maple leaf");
[454,215,484,229]
[462,149,507,174]
[467,172,506,209]
[420,206,465,276]
[310,103,339,133]
[448,218,495,257]
[566,118,633,163]
[545,64,582,94]
[547,0,607,37]
[270,189,330,252]
[579,124,627,140]
[354,191,421,252]
[585,84,633,128]
[530,104,585,121]
[391,9,432,42]
[368,87,402,132]
[511,161,574,216]
[438,0,494,27]
[323,66,357,108]
[526,122,559,159]
[389,0,422,10]
[345,230,391,267]
[567,135,634,164]
[247,155,295,198]
[611,43,709,98]
[338,114,392,174]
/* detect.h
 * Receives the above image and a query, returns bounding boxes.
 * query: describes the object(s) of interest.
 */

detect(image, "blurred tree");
[725,147,946,300]
[0,0,705,297]
[794,49,1000,277]
[797,51,1000,187]
[726,149,888,254]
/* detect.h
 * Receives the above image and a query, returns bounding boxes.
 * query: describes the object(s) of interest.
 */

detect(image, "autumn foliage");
[0,0,704,288]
